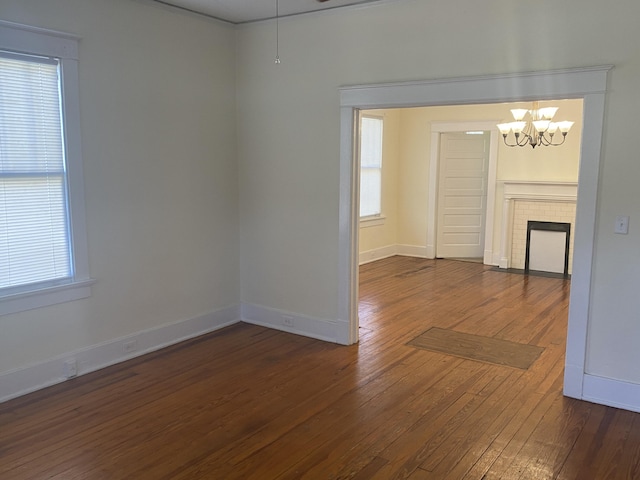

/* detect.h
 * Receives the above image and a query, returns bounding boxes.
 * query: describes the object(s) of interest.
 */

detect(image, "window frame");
[359,114,384,222]
[0,20,92,316]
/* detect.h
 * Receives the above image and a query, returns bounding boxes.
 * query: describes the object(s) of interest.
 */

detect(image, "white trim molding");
[241,302,348,344]
[582,374,640,413]
[498,181,578,269]
[397,244,430,259]
[0,305,240,403]
[360,214,386,228]
[339,66,613,408]
[359,245,397,265]
[0,20,93,315]
[428,121,500,264]
[358,244,430,265]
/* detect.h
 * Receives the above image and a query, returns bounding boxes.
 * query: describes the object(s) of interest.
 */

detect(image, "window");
[359,115,383,218]
[0,21,91,315]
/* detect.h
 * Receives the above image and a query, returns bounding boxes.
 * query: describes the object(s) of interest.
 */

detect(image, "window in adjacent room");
[359,115,384,220]
[0,21,91,315]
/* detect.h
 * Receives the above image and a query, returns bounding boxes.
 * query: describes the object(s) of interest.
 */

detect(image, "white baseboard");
[397,244,430,258]
[0,305,240,404]
[359,245,397,265]
[484,249,499,266]
[359,244,500,264]
[425,244,435,259]
[581,374,640,413]
[562,363,584,399]
[241,302,349,345]
[359,244,432,265]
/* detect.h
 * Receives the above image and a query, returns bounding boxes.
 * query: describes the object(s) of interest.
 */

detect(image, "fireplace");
[525,220,571,277]
[499,182,577,274]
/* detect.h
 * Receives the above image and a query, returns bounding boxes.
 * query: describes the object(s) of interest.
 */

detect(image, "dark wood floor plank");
[363,368,514,479]
[186,353,483,479]
[417,371,561,479]
[490,394,591,480]
[562,408,637,480]
[1,257,639,479]
[285,358,484,480]
[555,406,617,480]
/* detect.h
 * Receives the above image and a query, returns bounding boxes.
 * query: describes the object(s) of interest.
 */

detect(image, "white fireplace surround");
[499,181,578,269]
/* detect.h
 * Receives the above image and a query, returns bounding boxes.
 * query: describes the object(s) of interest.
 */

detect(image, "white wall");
[236,0,640,386]
[0,0,238,389]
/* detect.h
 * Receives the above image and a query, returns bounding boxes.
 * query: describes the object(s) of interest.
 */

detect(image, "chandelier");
[497,102,574,148]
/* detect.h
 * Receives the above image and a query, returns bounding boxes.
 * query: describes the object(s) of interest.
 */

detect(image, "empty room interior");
[1,0,640,478]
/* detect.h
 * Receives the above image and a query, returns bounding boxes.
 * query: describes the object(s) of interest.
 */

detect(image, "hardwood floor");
[2,257,640,479]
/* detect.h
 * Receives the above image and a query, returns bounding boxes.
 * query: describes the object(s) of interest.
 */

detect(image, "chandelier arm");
[540,133,552,146]
[501,133,535,148]
[520,133,533,147]
[501,135,518,147]
[539,132,568,147]
[553,133,568,146]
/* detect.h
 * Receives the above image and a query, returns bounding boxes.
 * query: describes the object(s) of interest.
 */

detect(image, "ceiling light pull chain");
[275,0,281,64]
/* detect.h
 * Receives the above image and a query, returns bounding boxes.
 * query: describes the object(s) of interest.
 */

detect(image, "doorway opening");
[355,100,582,271]
[435,130,490,262]
[338,67,610,402]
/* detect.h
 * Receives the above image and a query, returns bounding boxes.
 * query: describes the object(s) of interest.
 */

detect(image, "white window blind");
[359,116,383,218]
[0,51,72,293]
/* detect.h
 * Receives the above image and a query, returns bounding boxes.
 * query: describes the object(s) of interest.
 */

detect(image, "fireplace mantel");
[499,181,578,269]
[503,181,578,201]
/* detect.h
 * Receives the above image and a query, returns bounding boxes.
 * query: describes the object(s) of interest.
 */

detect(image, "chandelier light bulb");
[538,107,558,120]
[497,123,512,135]
[532,120,550,133]
[511,122,527,134]
[510,109,528,121]
[557,121,574,133]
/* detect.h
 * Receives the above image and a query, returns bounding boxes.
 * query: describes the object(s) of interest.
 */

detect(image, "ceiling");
[152,0,384,24]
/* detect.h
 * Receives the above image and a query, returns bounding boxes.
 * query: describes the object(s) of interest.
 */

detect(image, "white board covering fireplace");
[499,181,578,273]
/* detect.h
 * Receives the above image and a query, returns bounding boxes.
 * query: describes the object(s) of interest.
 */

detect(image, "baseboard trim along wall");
[359,244,431,265]
[397,244,430,259]
[359,244,502,267]
[581,374,640,413]
[241,302,348,345]
[359,245,397,265]
[0,305,240,404]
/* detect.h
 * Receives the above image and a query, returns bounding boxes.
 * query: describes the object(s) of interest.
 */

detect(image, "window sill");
[360,215,386,228]
[0,278,95,316]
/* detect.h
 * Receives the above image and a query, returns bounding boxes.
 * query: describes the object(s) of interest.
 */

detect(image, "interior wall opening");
[356,100,583,275]
[337,67,610,400]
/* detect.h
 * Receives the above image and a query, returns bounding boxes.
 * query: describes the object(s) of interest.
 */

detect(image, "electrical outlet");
[63,359,77,378]
[282,315,294,327]
[123,340,138,354]
[615,215,630,235]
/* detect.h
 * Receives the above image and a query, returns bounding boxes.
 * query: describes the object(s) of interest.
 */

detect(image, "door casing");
[337,66,611,403]
[428,122,499,263]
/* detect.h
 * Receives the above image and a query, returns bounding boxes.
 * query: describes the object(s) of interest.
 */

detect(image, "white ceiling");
[153,0,384,24]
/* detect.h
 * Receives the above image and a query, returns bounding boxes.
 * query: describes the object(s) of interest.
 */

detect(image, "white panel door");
[436,132,489,259]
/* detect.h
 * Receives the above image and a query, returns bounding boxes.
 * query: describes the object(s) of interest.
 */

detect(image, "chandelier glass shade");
[497,102,574,148]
